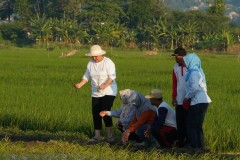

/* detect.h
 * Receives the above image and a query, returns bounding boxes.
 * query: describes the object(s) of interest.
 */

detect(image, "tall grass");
[0,48,239,152]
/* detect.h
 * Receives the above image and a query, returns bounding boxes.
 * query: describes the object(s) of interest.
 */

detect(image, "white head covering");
[119,89,156,119]
[118,89,135,126]
[119,89,134,104]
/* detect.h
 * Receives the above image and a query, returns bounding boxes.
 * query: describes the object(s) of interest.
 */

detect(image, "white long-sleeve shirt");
[185,71,212,105]
[172,63,187,105]
[83,57,117,97]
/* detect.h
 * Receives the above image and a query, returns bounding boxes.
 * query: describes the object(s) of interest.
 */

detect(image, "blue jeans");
[186,103,209,148]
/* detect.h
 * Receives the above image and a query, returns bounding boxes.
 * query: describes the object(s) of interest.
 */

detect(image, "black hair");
[152,97,163,101]
[174,46,187,56]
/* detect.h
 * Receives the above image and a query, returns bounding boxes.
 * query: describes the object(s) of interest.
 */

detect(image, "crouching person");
[100,89,136,134]
[121,90,157,145]
[145,89,177,148]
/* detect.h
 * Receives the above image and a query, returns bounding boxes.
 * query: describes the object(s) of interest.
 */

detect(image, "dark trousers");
[92,95,115,130]
[176,105,188,147]
[186,103,208,148]
[117,124,142,143]
[152,125,177,148]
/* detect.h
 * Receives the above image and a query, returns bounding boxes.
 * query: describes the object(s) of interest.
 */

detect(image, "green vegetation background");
[0,48,239,159]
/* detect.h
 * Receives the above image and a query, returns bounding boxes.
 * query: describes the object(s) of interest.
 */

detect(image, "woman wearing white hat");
[75,45,117,143]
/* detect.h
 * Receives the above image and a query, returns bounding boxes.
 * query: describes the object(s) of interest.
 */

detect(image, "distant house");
[227,11,240,20]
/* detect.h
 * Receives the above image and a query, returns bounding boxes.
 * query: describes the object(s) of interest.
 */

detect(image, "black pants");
[117,124,142,143]
[186,103,208,148]
[92,95,115,130]
[176,105,188,147]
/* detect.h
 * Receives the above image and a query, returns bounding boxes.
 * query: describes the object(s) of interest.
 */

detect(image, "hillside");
[164,0,240,24]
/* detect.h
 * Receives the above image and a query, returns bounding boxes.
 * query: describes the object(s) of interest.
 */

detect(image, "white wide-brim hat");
[85,45,106,56]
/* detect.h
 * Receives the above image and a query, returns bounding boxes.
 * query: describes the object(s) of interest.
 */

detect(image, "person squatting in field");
[144,89,178,148]
[75,45,117,143]
[120,90,157,145]
[100,89,140,140]
[171,46,188,148]
[181,53,212,149]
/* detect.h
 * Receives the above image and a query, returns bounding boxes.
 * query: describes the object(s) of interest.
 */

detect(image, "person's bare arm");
[75,79,88,89]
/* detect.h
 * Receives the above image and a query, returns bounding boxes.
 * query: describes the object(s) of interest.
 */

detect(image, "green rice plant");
[0,48,239,154]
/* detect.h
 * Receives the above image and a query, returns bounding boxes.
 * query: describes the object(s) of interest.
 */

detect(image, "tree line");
[0,0,240,51]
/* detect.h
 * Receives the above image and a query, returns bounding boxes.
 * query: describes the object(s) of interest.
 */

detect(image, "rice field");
[0,47,239,159]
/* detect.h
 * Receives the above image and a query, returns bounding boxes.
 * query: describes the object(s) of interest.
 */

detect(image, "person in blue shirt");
[182,53,212,149]
[101,89,157,145]
[100,89,136,133]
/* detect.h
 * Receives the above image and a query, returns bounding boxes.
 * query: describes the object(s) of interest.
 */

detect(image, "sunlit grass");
[0,47,240,158]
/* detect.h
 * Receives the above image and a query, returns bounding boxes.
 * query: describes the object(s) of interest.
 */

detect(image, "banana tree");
[91,22,119,47]
[167,25,179,50]
[53,18,76,44]
[29,16,52,47]
[126,29,137,48]
[153,17,168,51]
[136,18,167,51]
[110,23,128,49]
[219,30,235,51]
[178,20,199,48]
[200,32,223,51]
[151,18,167,50]
[202,32,218,41]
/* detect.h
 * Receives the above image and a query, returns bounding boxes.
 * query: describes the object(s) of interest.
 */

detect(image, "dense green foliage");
[0,0,239,51]
[0,48,240,155]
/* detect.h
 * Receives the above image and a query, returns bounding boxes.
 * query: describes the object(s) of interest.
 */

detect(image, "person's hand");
[183,98,190,110]
[122,129,130,143]
[99,111,108,117]
[172,99,177,107]
[75,83,81,89]
[98,83,106,90]
[144,129,151,138]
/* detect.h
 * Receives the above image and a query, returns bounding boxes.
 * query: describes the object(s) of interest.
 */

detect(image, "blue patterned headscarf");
[183,53,206,83]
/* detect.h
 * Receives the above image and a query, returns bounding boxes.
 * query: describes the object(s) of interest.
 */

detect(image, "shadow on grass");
[0,127,90,144]
[0,129,239,159]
